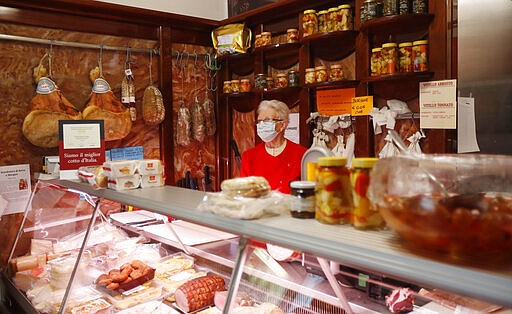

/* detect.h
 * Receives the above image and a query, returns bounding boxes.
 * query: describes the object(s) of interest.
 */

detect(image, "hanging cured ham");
[83,67,132,141]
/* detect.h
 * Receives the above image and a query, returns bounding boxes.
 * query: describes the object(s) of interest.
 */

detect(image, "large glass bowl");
[368,154,512,258]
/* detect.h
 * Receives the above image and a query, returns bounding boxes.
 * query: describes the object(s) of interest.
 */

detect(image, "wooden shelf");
[219,52,255,76]
[302,30,358,61]
[257,42,301,70]
[360,14,434,35]
[304,79,359,90]
[362,71,434,83]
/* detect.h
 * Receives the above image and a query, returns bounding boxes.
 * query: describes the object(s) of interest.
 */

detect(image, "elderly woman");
[240,100,307,194]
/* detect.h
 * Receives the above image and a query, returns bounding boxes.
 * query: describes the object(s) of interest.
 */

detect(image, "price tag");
[351,96,373,116]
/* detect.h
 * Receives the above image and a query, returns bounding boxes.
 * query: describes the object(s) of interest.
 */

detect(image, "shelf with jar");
[360,13,434,35]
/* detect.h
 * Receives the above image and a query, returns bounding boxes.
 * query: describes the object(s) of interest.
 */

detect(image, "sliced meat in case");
[175,275,226,312]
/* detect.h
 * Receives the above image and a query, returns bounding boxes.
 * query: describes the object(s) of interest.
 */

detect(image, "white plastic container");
[103,160,137,178]
[137,159,163,175]
[140,174,164,188]
[108,175,141,191]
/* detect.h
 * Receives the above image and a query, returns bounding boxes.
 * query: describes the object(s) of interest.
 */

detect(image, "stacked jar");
[302,9,318,37]
[337,4,353,31]
[260,32,272,46]
[240,79,251,92]
[381,42,398,75]
[398,42,413,72]
[275,73,288,88]
[315,65,328,83]
[361,0,382,23]
[230,79,240,93]
[370,47,383,76]
[255,74,267,90]
[413,40,428,71]
[286,29,299,43]
[305,68,316,84]
[254,34,262,49]
[329,64,344,81]
[288,70,299,87]
[326,7,338,32]
[317,10,328,33]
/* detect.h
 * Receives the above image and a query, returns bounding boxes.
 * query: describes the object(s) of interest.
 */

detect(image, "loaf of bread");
[220,176,270,198]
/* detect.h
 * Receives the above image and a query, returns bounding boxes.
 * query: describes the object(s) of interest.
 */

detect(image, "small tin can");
[381,42,398,75]
[412,0,428,14]
[317,10,328,33]
[315,65,328,83]
[350,158,384,229]
[329,64,344,81]
[290,181,316,219]
[315,157,353,224]
[305,68,316,84]
[276,73,288,88]
[413,40,428,71]
[255,73,267,90]
[370,47,383,76]
[288,70,299,87]
[398,42,413,72]
[261,31,272,46]
[266,77,275,89]
[286,28,299,43]
[240,79,251,92]
[254,34,262,48]
[230,79,240,93]
[383,0,398,16]
[302,9,318,37]
[399,0,410,15]
[223,81,231,94]
[337,4,353,31]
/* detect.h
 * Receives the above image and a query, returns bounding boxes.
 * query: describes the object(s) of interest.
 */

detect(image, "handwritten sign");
[420,79,457,129]
[316,88,355,115]
[351,96,373,116]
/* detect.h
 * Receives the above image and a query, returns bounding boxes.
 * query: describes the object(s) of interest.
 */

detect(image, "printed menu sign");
[59,120,105,179]
[316,88,355,115]
[419,79,457,129]
[0,164,31,216]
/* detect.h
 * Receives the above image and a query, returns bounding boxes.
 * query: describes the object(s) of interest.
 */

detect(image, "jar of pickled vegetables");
[266,77,275,89]
[305,68,316,84]
[276,73,288,88]
[315,65,328,83]
[290,181,316,219]
[399,0,410,15]
[329,64,344,81]
[230,79,240,93]
[255,74,267,90]
[315,157,353,224]
[326,7,338,32]
[364,0,382,21]
[412,0,428,14]
[413,40,428,72]
[288,70,299,87]
[383,0,398,16]
[254,34,262,48]
[381,42,398,74]
[370,47,383,76]
[286,28,299,43]
[398,42,413,72]
[261,32,272,46]
[350,158,384,229]
[223,81,231,94]
[337,4,353,31]
[302,9,318,37]
[240,79,251,92]
[317,10,328,33]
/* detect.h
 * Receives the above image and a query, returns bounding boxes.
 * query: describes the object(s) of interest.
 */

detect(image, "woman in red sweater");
[240,100,307,194]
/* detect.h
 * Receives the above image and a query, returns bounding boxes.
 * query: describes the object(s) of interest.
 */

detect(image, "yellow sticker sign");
[351,96,373,116]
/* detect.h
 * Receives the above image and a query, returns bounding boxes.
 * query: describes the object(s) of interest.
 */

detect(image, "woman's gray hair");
[257,100,290,120]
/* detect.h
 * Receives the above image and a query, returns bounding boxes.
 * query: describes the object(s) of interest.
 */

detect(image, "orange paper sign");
[316,88,355,116]
[351,96,373,116]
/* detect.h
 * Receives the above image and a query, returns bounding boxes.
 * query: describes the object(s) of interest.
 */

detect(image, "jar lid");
[276,73,287,77]
[288,70,297,73]
[352,157,378,168]
[261,31,271,36]
[413,40,429,45]
[223,81,231,84]
[338,4,351,9]
[318,10,328,14]
[290,180,316,189]
[304,9,316,14]
[328,7,338,12]
[287,28,298,32]
[382,42,398,48]
[266,77,274,81]
[318,156,347,166]
[372,47,382,52]
[256,73,266,77]
[255,34,262,38]
[330,64,342,69]
[398,42,413,47]
[315,65,327,70]
[231,79,240,83]
[241,79,250,82]
[305,68,316,72]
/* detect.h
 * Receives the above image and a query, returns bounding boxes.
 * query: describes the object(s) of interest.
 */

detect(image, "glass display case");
[3,179,512,314]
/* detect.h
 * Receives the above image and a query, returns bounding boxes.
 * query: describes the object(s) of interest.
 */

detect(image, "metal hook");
[182,51,190,69]
[210,53,221,71]
[193,50,199,68]
[174,51,182,69]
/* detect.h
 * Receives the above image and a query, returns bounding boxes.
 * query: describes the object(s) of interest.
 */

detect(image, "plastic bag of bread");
[78,165,107,189]
[220,176,270,198]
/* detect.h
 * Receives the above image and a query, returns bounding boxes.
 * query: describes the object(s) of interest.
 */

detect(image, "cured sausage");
[192,97,205,142]
[176,103,191,146]
[174,275,225,312]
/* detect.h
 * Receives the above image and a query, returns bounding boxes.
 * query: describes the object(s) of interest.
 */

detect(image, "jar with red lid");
[315,156,353,224]
[286,29,299,43]
[381,42,398,75]
[398,42,413,72]
[315,65,328,83]
[305,68,316,84]
[329,64,344,81]
[275,73,288,88]
[302,9,317,37]
[350,158,384,229]
[240,79,251,92]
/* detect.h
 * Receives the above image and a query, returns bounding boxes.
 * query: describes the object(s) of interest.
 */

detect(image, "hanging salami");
[192,97,205,142]
[176,102,191,146]
[142,49,165,126]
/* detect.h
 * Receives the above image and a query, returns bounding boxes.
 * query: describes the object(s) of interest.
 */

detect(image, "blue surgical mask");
[257,121,278,143]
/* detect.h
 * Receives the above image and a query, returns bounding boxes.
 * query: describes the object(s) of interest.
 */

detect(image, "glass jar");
[413,40,428,72]
[370,47,383,76]
[302,9,318,37]
[381,42,398,75]
[399,0,410,15]
[315,65,328,83]
[240,79,251,92]
[398,42,413,72]
[255,73,267,90]
[315,157,353,224]
[350,158,384,229]
[223,81,231,94]
[254,34,262,48]
[337,4,353,31]
[230,79,240,93]
[288,70,299,87]
[276,73,288,88]
[364,0,382,21]
[266,77,275,89]
[261,31,272,46]
[383,0,398,16]
[329,64,344,81]
[360,4,368,24]
[305,68,316,84]
[290,181,316,219]
[326,7,338,32]
[286,28,299,43]
[317,10,328,33]
[412,0,427,13]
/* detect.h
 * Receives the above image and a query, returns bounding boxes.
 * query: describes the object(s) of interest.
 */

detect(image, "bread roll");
[221,176,270,198]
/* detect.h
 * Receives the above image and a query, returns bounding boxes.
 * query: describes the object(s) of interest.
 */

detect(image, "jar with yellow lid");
[315,156,353,224]
[329,64,344,81]
[240,79,251,93]
[286,28,299,43]
[261,32,272,46]
[381,42,398,75]
[350,158,384,229]
[275,73,288,88]
[223,81,231,94]
[370,47,383,76]
[305,68,316,84]
[315,65,328,83]
[266,77,275,89]
[317,10,328,33]
[255,73,267,90]
[230,79,240,93]
[302,9,318,37]
[413,40,428,72]
[398,42,413,72]
[254,34,262,48]
[337,4,353,31]
[326,7,339,32]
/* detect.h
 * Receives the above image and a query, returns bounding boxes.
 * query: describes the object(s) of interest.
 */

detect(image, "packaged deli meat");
[103,160,138,178]
[108,175,141,191]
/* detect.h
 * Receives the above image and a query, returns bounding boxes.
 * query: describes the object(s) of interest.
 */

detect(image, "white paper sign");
[0,164,31,217]
[457,96,480,153]
[420,79,457,129]
[285,112,300,144]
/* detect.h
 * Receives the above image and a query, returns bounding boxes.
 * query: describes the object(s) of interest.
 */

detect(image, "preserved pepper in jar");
[381,42,398,75]
[413,40,428,71]
[276,73,288,88]
[290,181,316,219]
[254,34,262,48]
[412,0,427,14]
[288,70,299,87]
[329,64,344,81]
[266,77,275,89]
[383,0,398,16]
[240,79,251,92]
[315,156,353,224]
[305,68,316,84]
[286,29,299,43]
[302,9,318,37]
[255,74,267,90]
[230,79,240,93]
[350,158,384,229]
[261,32,272,46]
[337,4,353,31]
[326,7,338,32]
[315,65,328,83]
[370,47,383,76]
[398,42,413,72]
[317,10,328,33]
[223,81,231,94]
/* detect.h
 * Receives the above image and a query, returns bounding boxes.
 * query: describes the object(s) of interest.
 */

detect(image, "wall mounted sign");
[316,88,355,116]
[352,96,373,116]
[420,79,457,129]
